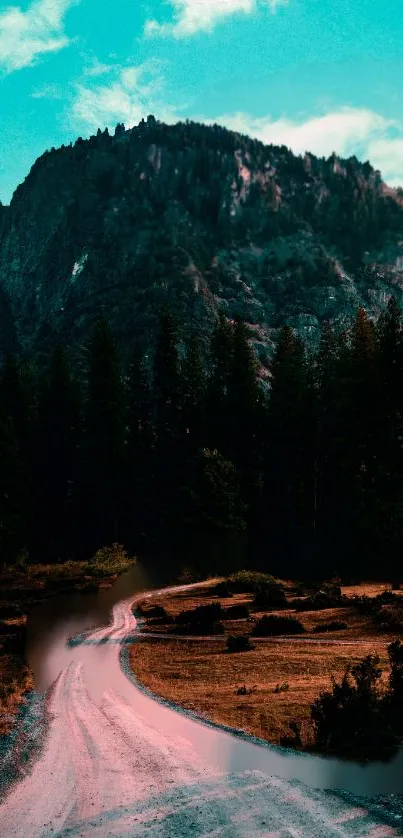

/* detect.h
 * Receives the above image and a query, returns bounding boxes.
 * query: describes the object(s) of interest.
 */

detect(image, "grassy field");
[0,546,134,733]
[130,580,402,748]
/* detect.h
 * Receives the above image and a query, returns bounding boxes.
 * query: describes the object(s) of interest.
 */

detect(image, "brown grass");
[130,581,398,748]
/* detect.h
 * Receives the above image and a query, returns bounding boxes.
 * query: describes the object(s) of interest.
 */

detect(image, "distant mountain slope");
[1,115,403,365]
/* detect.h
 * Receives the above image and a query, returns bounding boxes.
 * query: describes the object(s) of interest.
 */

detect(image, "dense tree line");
[1,298,403,581]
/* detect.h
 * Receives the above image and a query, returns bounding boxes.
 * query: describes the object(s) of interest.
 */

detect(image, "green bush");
[175,602,222,625]
[213,581,233,598]
[310,655,395,760]
[226,634,252,652]
[236,684,256,695]
[251,614,305,636]
[294,590,344,611]
[252,586,287,611]
[85,543,133,577]
[228,570,284,594]
[378,604,403,632]
[274,682,289,693]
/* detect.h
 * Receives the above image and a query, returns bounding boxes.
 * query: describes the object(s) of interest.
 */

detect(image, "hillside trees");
[2,300,403,581]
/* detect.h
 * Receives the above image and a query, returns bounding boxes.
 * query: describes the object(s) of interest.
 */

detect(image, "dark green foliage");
[213,581,233,598]
[173,602,225,634]
[175,602,222,625]
[226,634,252,652]
[251,614,305,636]
[79,318,125,552]
[294,590,345,611]
[33,345,81,561]
[312,621,348,633]
[228,571,283,593]
[310,655,396,760]
[279,720,302,749]
[252,586,287,611]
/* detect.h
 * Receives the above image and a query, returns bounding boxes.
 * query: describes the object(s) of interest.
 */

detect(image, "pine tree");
[152,309,181,439]
[374,298,403,576]
[80,318,125,551]
[0,416,28,565]
[262,326,317,576]
[34,346,81,561]
[181,334,206,446]
[124,345,154,550]
[206,313,233,451]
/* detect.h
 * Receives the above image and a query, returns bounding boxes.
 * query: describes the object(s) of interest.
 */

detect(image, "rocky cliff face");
[2,115,403,366]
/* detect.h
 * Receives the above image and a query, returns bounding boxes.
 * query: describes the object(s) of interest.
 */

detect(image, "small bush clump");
[226,634,253,652]
[172,602,224,635]
[85,543,133,577]
[310,654,396,760]
[213,581,233,598]
[313,621,348,633]
[236,684,256,695]
[294,589,344,611]
[378,604,403,632]
[273,682,289,693]
[251,614,305,636]
[252,586,287,611]
[228,570,284,595]
[175,602,222,625]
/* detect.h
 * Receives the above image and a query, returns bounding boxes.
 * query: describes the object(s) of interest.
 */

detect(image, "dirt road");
[0,592,401,837]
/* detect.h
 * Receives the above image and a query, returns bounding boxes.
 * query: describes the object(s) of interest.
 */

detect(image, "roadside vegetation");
[131,577,403,760]
[0,544,134,733]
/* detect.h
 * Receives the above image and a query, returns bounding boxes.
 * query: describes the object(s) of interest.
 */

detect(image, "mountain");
[2,114,403,368]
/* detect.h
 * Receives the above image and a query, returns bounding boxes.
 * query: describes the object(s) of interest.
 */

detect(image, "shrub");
[226,634,252,652]
[310,655,395,760]
[280,720,302,748]
[313,621,348,633]
[388,640,403,734]
[236,684,256,695]
[229,570,284,594]
[85,543,133,577]
[251,615,305,636]
[213,581,233,598]
[223,604,250,620]
[144,605,168,619]
[294,590,344,611]
[392,581,401,591]
[175,602,222,625]
[378,604,403,632]
[274,682,289,693]
[148,615,175,626]
[252,586,287,611]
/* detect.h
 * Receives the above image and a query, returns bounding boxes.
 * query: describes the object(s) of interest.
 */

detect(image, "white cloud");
[71,60,179,133]
[366,138,403,188]
[82,59,114,78]
[201,108,396,159]
[0,0,77,73]
[145,0,288,38]
[198,107,403,185]
[31,82,63,98]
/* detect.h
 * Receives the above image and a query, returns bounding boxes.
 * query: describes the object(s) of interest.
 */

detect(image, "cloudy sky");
[1,0,403,203]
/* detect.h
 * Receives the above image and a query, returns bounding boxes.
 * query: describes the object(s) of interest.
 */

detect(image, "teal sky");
[1,0,403,203]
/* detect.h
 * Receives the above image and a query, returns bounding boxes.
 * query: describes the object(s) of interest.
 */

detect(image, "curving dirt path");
[0,588,402,837]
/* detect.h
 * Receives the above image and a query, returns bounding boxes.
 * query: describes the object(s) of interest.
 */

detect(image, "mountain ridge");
[1,115,403,365]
